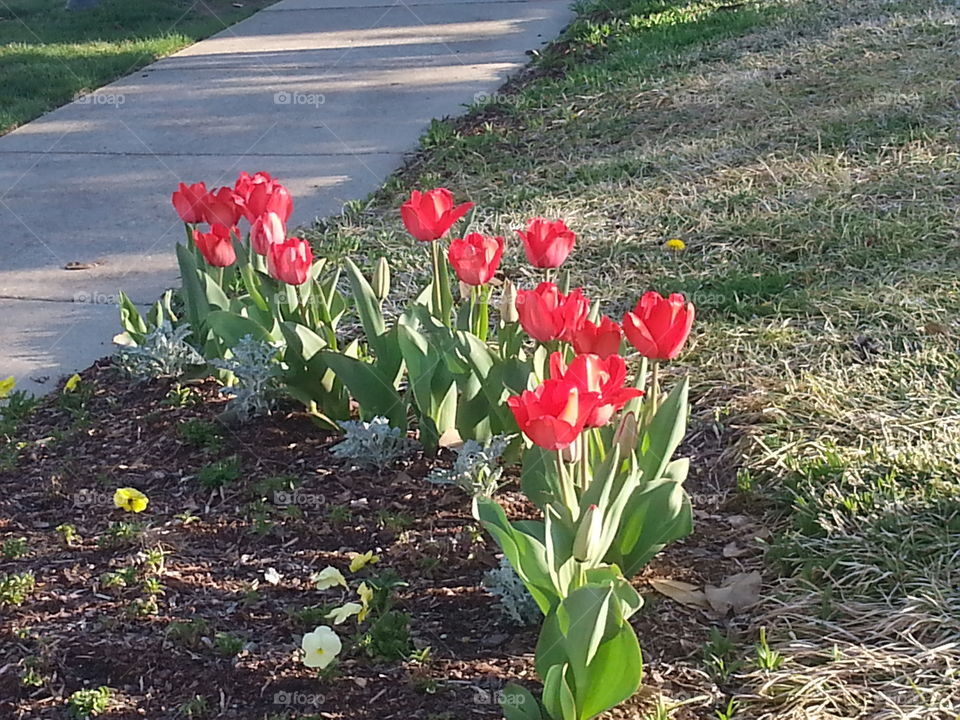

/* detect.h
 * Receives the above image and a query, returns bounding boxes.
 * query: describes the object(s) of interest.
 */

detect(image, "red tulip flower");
[516,282,589,343]
[400,188,474,242]
[250,212,286,256]
[507,378,599,450]
[233,170,273,199]
[172,182,208,224]
[242,180,293,224]
[516,218,576,269]
[623,291,695,361]
[572,316,623,359]
[448,233,504,286]
[550,352,643,428]
[267,237,313,285]
[199,187,244,228]
[193,224,236,267]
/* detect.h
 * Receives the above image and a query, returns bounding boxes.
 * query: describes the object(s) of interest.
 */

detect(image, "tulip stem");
[650,360,660,417]
[430,240,443,323]
[557,450,578,518]
[579,434,590,492]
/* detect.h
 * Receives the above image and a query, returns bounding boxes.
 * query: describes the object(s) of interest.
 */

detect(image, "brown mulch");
[0,362,764,719]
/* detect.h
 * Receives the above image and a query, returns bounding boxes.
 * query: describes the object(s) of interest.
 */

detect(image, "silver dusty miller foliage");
[425,436,510,498]
[483,557,541,626]
[115,319,203,379]
[210,334,279,421]
[330,416,415,470]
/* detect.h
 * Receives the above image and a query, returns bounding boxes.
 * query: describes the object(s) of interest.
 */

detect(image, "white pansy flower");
[301,625,341,669]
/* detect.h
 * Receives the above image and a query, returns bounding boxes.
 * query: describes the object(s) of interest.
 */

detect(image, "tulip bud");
[572,504,603,564]
[373,256,391,301]
[500,279,519,323]
[612,411,638,454]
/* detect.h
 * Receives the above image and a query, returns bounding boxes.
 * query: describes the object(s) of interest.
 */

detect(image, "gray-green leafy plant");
[116,317,203,379]
[483,556,541,626]
[426,436,510,498]
[331,416,415,469]
[211,334,278,420]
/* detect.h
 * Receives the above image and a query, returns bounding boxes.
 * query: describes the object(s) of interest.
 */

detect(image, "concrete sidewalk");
[0,0,571,396]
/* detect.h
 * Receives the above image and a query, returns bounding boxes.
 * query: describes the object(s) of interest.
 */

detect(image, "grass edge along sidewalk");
[0,0,277,135]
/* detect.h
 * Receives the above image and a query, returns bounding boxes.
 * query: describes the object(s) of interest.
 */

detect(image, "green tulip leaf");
[500,684,543,720]
[117,290,148,343]
[475,497,557,614]
[205,311,272,348]
[542,664,577,720]
[609,463,693,577]
[175,243,208,336]
[637,378,688,483]
[320,351,407,430]
[521,445,563,511]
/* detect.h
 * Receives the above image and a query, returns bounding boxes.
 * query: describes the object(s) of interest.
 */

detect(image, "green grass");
[0,0,275,134]
[305,0,960,716]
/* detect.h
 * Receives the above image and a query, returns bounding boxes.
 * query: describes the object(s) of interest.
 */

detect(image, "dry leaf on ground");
[649,578,711,609]
[705,571,762,615]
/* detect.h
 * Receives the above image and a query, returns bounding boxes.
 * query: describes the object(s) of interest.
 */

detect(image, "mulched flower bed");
[0,362,762,719]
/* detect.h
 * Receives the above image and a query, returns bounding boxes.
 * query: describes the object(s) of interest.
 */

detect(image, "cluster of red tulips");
[171,172,313,285]
[399,187,695,452]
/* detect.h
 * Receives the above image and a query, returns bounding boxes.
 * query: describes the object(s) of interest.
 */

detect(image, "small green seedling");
[2,537,29,559]
[754,627,784,671]
[67,686,112,718]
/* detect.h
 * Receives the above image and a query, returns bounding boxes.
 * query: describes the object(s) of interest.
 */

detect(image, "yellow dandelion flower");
[113,487,149,513]
[63,373,82,392]
[665,238,686,252]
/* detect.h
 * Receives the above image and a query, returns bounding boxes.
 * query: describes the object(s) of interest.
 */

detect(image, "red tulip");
[250,212,286,256]
[193,224,236,267]
[242,180,293,224]
[267,237,313,285]
[516,282,589,343]
[507,378,599,450]
[516,218,576,269]
[448,233,504,286]
[572,316,623,359]
[171,182,208,223]
[400,188,474,242]
[199,186,244,228]
[233,170,273,199]
[550,352,642,428]
[623,291,695,361]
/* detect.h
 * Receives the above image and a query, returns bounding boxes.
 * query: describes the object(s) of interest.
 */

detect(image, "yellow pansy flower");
[326,602,362,625]
[349,550,380,573]
[113,487,149,513]
[0,376,15,399]
[357,582,373,622]
[312,566,347,591]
